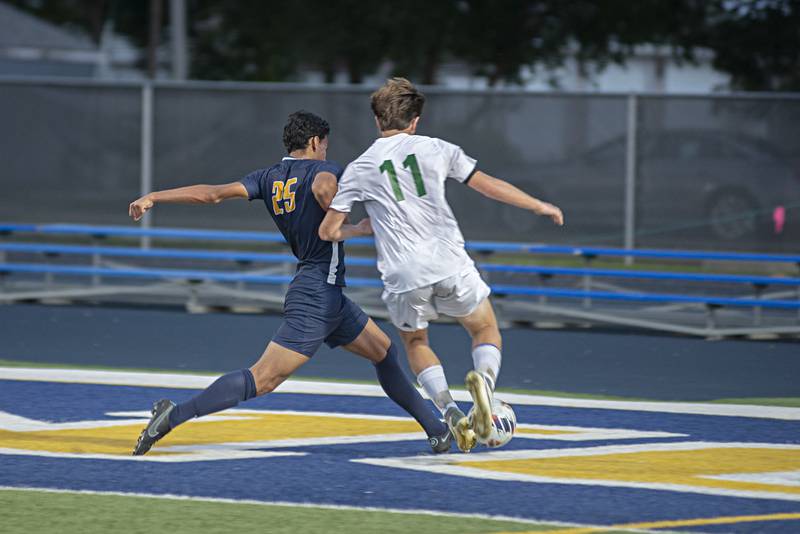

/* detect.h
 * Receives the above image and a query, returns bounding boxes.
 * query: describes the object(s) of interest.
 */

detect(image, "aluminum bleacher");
[1,223,798,338]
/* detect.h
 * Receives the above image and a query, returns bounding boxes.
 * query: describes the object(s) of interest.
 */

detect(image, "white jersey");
[330,133,477,293]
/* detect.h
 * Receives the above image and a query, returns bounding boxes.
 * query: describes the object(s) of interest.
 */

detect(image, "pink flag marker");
[773,205,786,234]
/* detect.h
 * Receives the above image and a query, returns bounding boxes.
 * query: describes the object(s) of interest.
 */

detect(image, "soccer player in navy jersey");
[127,111,451,455]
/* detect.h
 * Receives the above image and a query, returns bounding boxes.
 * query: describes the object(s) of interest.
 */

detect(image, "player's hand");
[129,195,154,221]
[537,202,564,226]
[355,217,373,236]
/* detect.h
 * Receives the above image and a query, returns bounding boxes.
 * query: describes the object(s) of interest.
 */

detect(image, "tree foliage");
[7,0,800,90]
[704,0,800,91]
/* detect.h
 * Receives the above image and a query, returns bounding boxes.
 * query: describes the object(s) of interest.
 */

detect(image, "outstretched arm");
[128,182,249,221]
[468,171,564,226]
[318,210,372,242]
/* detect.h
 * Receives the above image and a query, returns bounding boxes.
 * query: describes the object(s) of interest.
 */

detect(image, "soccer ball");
[469,398,516,448]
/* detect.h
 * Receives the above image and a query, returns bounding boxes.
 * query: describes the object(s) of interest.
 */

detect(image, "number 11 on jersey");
[379,154,427,202]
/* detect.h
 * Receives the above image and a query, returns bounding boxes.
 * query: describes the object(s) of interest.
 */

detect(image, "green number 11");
[379,153,427,202]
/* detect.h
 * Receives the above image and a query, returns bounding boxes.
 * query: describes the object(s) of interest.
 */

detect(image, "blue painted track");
[2,379,800,532]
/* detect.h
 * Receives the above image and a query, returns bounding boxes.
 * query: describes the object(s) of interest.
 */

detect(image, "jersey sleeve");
[328,162,364,213]
[239,169,266,201]
[436,139,478,183]
[316,161,344,180]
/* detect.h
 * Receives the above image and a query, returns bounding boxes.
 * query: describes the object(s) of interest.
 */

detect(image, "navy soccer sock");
[168,368,257,428]
[374,343,446,438]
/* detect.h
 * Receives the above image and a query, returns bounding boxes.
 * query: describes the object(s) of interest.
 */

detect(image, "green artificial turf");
[0,489,558,534]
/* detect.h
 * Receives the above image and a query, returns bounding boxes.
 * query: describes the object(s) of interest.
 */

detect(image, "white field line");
[378,440,800,464]
[0,485,657,533]
[2,366,800,420]
[0,410,261,431]
[0,448,304,463]
[0,407,684,464]
[354,441,800,503]
[704,470,800,487]
[0,409,432,462]
[514,430,686,442]
[0,409,424,431]
[105,411,685,442]
[356,458,800,503]
[156,432,428,452]
[107,409,419,422]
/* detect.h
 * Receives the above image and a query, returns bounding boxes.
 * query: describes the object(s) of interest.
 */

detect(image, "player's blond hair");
[370,78,425,131]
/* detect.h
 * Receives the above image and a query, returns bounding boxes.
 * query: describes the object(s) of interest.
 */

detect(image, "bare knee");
[400,329,441,375]
[251,369,287,395]
[342,319,391,364]
[246,342,309,396]
[250,361,290,395]
[461,301,502,349]
[472,322,502,350]
[362,325,391,362]
[401,330,429,352]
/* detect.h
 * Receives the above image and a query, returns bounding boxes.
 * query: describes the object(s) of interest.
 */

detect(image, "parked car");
[451,129,798,246]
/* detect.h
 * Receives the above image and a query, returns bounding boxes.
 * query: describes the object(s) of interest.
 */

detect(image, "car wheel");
[707,189,759,241]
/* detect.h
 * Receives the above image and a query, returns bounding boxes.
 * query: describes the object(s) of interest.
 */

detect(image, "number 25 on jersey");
[380,154,426,202]
[272,178,298,215]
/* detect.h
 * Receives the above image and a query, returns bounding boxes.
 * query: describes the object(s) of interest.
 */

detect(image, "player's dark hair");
[371,78,425,131]
[283,111,330,154]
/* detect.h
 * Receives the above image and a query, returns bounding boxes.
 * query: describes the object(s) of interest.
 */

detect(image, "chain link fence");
[2,78,799,252]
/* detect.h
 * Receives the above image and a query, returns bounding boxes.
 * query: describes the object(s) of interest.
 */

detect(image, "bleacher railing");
[2,223,798,338]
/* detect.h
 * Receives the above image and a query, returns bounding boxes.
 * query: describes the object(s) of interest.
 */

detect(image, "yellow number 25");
[271,177,298,215]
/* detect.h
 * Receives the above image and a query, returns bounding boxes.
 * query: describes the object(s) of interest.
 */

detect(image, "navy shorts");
[272,272,369,357]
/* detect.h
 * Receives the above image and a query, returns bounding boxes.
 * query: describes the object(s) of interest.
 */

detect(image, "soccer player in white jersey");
[319,78,564,451]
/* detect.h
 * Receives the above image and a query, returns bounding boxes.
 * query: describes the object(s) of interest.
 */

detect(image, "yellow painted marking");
[460,447,800,495]
[622,511,800,529]
[0,412,421,456]
[515,428,577,436]
[496,511,800,533]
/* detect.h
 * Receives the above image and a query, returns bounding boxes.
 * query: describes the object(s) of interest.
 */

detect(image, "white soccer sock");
[472,343,501,391]
[416,364,456,415]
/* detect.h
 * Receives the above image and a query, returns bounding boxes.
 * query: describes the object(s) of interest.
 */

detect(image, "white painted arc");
[106,409,421,422]
[0,448,304,463]
[0,409,683,447]
[1,366,800,420]
[703,470,800,487]
[354,441,800,502]
[371,440,800,465]
[353,457,800,502]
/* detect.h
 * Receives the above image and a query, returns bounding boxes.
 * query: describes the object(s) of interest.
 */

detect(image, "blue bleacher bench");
[2,262,799,309]
[2,223,800,264]
[1,222,798,312]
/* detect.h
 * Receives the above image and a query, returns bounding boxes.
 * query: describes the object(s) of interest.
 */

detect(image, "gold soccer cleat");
[465,370,493,441]
[444,406,476,452]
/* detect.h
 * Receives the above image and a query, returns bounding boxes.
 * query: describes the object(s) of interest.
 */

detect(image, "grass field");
[0,489,569,534]
[3,363,800,533]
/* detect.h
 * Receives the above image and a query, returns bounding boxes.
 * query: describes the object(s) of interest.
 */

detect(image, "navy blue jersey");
[240,157,346,286]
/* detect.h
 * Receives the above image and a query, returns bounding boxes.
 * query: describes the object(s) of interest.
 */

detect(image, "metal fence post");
[140,82,154,249]
[624,93,638,266]
[170,0,188,80]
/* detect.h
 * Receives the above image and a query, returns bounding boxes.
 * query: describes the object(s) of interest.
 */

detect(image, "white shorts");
[382,266,491,332]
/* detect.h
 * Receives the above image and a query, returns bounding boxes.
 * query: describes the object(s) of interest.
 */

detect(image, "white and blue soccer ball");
[469,398,516,448]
